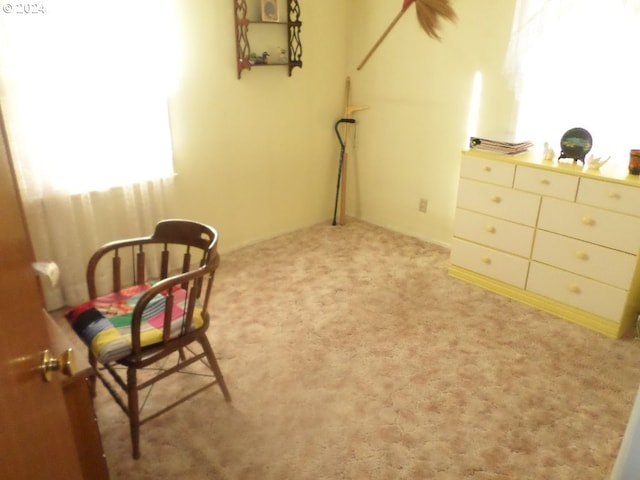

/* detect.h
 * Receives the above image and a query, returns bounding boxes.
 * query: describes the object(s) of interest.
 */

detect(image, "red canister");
[629,150,640,175]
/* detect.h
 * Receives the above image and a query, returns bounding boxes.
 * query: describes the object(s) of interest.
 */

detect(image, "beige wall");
[169,0,517,253]
[347,0,518,247]
[169,0,350,253]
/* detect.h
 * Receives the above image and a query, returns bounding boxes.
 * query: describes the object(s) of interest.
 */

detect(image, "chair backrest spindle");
[162,289,174,343]
[181,249,191,290]
[113,250,121,293]
[161,246,169,279]
[182,286,198,335]
[136,247,146,285]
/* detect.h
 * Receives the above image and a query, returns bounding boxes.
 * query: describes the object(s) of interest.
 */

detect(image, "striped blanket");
[66,283,203,364]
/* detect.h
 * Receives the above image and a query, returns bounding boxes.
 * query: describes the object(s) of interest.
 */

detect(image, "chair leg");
[198,335,231,402]
[127,367,141,459]
[88,351,98,398]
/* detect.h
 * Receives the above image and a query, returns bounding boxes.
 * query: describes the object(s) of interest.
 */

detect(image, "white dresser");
[449,149,640,338]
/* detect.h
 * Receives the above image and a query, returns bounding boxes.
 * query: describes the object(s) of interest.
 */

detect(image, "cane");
[332,118,356,226]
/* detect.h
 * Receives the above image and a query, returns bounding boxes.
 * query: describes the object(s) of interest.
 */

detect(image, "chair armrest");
[128,263,215,354]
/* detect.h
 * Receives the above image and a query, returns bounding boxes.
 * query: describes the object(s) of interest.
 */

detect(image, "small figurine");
[249,51,270,65]
[585,154,610,170]
[277,47,287,63]
[543,142,555,163]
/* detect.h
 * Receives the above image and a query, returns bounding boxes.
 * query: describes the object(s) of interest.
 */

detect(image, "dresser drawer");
[538,197,640,254]
[450,238,529,288]
[531,230,637,289]
[457,178,540,226]
[453,208,534,258]
[460,155,515,186]
[527,262,627,322]
[577,178,640,217]
[514,166,579,201]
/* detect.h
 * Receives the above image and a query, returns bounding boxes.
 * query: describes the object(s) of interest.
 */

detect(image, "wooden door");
[0,110,84,479]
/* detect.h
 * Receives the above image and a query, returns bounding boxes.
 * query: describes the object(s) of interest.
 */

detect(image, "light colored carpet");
[66,220,640,479]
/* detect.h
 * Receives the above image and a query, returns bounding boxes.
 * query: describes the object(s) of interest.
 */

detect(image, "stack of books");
[469,136,533,155]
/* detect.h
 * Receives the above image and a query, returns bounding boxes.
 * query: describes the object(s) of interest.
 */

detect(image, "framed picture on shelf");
[261,0,279,22]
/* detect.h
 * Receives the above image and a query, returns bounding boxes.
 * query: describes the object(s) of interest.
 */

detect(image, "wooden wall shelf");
[233,0,302,79]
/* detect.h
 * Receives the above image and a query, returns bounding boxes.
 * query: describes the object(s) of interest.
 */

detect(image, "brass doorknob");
[40,348,75,382]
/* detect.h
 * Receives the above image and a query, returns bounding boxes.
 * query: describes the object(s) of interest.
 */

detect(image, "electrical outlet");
[418,198,428,213]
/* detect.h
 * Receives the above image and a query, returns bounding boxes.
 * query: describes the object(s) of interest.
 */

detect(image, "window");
[0,0,180,197]
[504,0,640,166]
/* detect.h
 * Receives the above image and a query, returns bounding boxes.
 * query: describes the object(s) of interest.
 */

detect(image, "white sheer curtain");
[504,0,640,166]
[0,0,180,308]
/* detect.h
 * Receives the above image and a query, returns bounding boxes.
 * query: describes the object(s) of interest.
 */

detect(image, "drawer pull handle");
[608,192,621,199]
[483,166,492,172]
[581,216,595,226]
[540,179,550,185]
[568,284,581,294]
[490,195,501,203]
[481,255,491,264]
[485,225,496,234]
[575,251,589,260]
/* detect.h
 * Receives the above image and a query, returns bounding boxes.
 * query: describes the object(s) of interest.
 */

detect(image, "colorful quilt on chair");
[66,283,203,364]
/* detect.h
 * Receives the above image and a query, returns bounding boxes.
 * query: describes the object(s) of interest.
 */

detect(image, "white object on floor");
[610,384,640,479]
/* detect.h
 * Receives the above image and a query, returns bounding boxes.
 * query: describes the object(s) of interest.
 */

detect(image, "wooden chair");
[66,219,231,459]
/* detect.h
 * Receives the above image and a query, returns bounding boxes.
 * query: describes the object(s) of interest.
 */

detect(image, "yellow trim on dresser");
[448,264,626,339]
